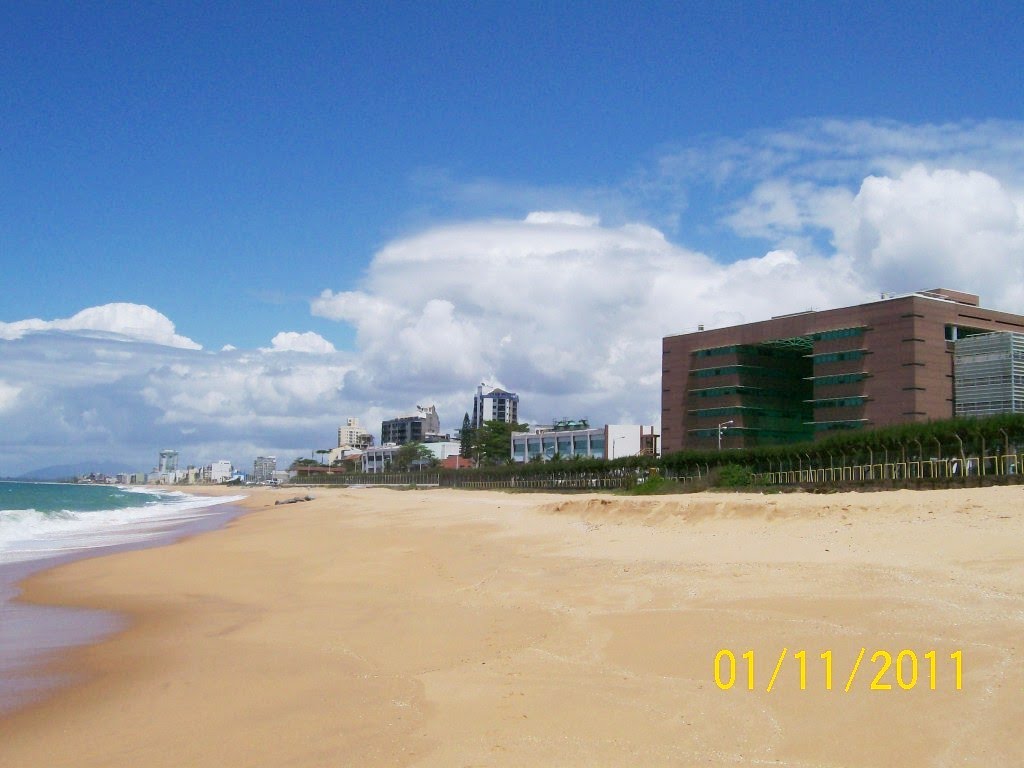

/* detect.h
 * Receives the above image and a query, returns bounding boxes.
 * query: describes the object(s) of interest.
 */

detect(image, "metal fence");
[292,471,644,491]
[450,475,634,490]
[299,472,441,487]
[290,456,1021,492]
[753,454,1020,485]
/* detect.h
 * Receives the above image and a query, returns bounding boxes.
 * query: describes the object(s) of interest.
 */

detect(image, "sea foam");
[0,483,248,714]
[0,486,245,565]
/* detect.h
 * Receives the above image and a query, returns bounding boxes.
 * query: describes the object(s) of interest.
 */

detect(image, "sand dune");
[1,485,1022,766]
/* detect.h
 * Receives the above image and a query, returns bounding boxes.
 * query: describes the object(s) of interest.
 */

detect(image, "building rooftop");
[683,288,986,339]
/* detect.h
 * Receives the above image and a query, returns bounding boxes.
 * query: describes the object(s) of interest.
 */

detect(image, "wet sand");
[0,490,248,716]
[1,485,1022,766]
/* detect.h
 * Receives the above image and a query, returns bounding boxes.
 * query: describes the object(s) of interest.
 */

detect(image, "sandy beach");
[0,484,1021,766]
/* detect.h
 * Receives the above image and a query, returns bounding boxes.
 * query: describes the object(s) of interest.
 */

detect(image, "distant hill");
[13,461,141,482]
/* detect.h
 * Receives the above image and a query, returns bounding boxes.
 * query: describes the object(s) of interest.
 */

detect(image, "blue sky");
[2,2,1024,474]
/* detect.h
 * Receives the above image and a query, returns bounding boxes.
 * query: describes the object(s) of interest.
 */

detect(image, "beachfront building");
[324,445,365,475]
[662,289,1024,452]
[338,417,373,449]
[954,331,1024,417]
[472,385,519,429]
[361,441,462,473]
[253,456,277,484]
[424,440,462,465]
[381,405,442,445]
[361,445,395,473]
[202,460,233,483]
[327,445,362,464]
[212,460,233,482]
[511,421,654,463]
[148,449,184,483]
[158,449,178,474]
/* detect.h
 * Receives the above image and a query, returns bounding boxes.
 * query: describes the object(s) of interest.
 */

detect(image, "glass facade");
[809,350,866,364]
[511,427,626,462]
[543,436,557,459]
[686,328,874,448]
[687,340,814,446]
[527,437,542,460]
[810,373,867,386]
[808,396,868,408]
[811,327,865,341]
[813,420,867,432]
[954,332,1024,417]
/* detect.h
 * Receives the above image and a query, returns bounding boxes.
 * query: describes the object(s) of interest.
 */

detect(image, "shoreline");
[0,484,262,716]
[1,485,1022,766]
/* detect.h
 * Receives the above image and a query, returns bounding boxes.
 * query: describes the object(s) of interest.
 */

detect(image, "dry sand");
[0,484,1022,767]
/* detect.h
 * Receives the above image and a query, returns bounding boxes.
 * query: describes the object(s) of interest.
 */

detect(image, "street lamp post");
[611,435,627,460]
[717,420,734,451]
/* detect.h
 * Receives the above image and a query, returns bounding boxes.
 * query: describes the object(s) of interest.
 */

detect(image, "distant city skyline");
[3,3,1024,474]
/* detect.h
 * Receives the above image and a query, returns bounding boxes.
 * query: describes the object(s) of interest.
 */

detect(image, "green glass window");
[811,327,865,341]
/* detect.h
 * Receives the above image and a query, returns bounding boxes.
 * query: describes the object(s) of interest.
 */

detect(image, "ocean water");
[0,481,243,566]
[0,481,246,714]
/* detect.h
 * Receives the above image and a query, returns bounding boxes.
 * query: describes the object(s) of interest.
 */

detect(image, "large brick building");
[661,289,1024,453]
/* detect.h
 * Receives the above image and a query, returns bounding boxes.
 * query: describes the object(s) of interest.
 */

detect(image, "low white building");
[204,460,233,483]
[361,441,462,473]
[511,421,647,463]
[425,441,462,464]
[361,445,396,473]
[328,445,363,465]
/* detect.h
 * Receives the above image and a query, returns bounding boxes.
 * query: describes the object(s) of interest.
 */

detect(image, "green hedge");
[305,414,1024,487]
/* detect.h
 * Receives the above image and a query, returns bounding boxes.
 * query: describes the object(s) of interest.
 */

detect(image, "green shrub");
[624,475,692,495]
[714,463,753,488]
[629,475,666,494]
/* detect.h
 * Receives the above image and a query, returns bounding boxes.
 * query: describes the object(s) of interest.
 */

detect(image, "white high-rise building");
[207,460,233,483]
[338,417,373,449]
[472,385,519,429]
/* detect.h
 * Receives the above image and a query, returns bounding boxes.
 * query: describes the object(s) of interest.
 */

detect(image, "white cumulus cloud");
[524,211,600,226]
[312,212,869,428]
[0,303,201,349]
[835,165,1024,299]
[265,331,337,355]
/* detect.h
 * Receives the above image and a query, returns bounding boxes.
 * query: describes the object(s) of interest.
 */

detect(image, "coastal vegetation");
[459,419,530,465]
[393,442,437,471]
[292,413,1024,493]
